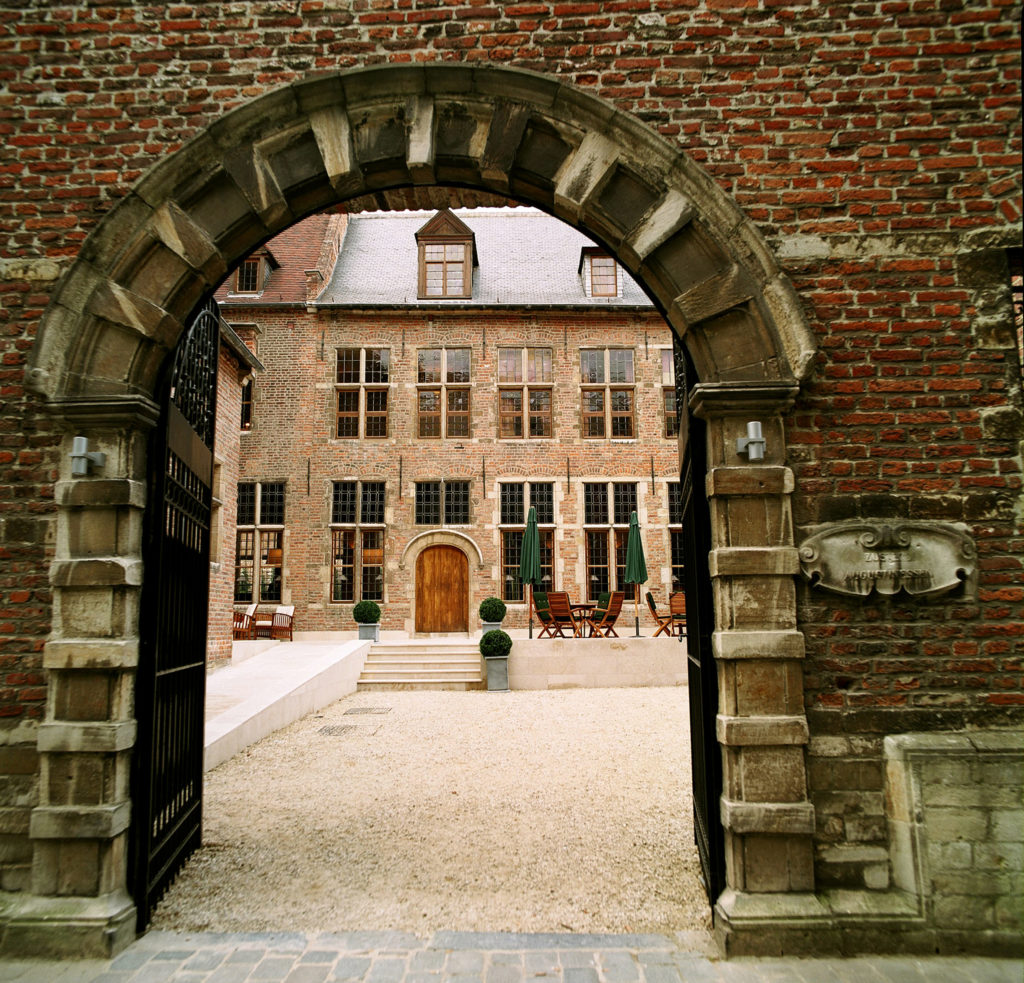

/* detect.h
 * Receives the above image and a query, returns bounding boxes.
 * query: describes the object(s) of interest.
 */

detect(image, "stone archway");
[20,64,817,956]
[401,530,485,635]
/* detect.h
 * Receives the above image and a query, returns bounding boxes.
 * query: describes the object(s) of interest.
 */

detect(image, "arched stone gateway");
[21,65,819,956]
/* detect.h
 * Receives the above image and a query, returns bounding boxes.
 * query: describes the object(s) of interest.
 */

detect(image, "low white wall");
[508,636,687,689]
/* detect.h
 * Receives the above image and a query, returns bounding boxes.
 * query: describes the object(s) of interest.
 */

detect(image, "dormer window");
[236,258,262,294]
[416,209,476,299]
[580,247,619,298]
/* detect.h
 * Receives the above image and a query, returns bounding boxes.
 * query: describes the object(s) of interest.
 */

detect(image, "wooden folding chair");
[586,591,624,637]
[546,591,581,638]
[669,591,687,639]
[532,591,557,638]
[646,592,673,637]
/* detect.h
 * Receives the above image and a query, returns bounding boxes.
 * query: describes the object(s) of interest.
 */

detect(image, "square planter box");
[484,656,509,691]
[358,623,380,642]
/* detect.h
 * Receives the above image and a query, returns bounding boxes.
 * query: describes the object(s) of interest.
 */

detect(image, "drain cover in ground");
[343,707,391,715]
[318,725,358,736]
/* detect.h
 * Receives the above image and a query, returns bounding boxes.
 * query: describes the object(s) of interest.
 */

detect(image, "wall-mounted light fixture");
[70,436,106,477]
[736,421,766,462]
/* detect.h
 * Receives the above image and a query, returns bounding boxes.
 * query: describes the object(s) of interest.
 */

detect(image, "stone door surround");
[18,65,817,956]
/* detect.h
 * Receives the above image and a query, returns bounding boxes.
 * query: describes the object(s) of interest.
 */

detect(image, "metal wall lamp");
[736,421,766,462]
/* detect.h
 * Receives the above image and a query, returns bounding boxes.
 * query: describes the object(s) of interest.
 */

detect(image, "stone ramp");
[204,639,370,771]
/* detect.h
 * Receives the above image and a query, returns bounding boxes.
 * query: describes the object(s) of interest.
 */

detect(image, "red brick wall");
[0,2,1020,894]
[207,346,246,668]
[232,304,680,632]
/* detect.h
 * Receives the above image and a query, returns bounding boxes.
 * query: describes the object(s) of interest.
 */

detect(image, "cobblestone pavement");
[2,931,1020,983]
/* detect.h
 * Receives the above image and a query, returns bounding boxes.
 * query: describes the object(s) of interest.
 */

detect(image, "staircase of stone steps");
[357,640,485,691]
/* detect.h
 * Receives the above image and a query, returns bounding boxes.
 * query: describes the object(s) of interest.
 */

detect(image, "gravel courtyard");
[151,687,711,937]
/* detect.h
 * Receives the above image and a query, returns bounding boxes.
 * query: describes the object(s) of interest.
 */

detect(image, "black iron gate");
[130,298,220,931]
[675,338,725,906]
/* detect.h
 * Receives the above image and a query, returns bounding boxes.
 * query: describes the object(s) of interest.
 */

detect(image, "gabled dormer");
[231,246,278,296]
[578,246,619,298]
[415,209,477,299]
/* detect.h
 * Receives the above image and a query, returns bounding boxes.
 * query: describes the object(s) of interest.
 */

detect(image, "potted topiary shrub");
[479,596,507,634]
[353,600,381,643]
[480,628,512,692]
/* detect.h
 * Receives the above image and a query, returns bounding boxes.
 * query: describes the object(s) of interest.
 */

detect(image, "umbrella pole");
[529,583,533,639]
[634,584,640,637]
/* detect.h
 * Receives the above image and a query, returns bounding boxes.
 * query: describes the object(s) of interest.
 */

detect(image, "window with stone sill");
[240,378,253,431]
[235,481,285,604]
[415,480,471,526]
[335,347,390,439]
[498,481,555,601]
[582,481,637,601]
[667,480,685,592]
[661,348,678,439]
[417,347,471,439]
[330,480,385,603]
[498,347,553,438]
[580,348,634,439]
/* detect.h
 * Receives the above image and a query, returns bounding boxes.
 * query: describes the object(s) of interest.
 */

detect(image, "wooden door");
[415,545,468,632]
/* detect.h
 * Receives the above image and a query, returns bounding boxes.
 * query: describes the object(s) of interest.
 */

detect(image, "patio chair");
[586,590,624,637]
[269,604,294,641]
[532,591,557,639]
[669,591,687,639]
[583,592,610,637]
[546,591,581,638]
[232,602,257,639]
[646,592,674,637]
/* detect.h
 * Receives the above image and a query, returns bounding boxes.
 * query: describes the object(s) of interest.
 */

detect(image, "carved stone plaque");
[798,520,976,599]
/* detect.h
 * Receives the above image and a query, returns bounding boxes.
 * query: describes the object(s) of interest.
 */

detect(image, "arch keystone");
[309,105,365,199]
[620,189,696,270]
[553,131,620,223]
[406,95,436,184]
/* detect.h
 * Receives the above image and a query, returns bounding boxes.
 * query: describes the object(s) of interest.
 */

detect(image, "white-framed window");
[498,482,555,601]
[417,347,471,439]
[497,347,553,438]
[235,257,263,294]
[335,347,390,439]
[580,248,620,298]
[330,481,385,603]
[582,481,637,601]
[235,481,285,603]
[580,348,634,439]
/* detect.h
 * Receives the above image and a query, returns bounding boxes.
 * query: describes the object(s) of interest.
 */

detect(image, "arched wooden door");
[415,545,468,633]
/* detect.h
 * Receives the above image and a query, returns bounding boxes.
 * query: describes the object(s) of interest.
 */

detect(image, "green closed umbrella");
[518,506,542,639]
[624,510,648,637]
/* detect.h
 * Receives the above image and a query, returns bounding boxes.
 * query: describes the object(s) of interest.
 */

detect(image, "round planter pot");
[357,623,380,642]
[484,656,509,692]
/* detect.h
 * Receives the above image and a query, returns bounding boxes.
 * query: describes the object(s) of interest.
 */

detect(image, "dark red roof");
[215,213,334,305]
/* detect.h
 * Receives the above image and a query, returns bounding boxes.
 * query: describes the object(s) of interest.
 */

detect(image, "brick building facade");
[0,1,1020,960]
[218,207,679,637]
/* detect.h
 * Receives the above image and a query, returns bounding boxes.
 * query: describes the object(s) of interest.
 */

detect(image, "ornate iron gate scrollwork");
[130,298,219,931]
[674,337,725,906]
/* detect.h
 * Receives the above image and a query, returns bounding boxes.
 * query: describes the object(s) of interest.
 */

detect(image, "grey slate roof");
[316,207,653,308]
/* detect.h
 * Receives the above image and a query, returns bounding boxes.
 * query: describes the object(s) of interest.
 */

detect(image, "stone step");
[364,655,483,671]
[357,644,485,691]
[357,679,485,692]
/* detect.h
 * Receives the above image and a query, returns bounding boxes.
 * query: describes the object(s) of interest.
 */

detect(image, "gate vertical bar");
[131,298,219,930]
[674,337,725,905]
